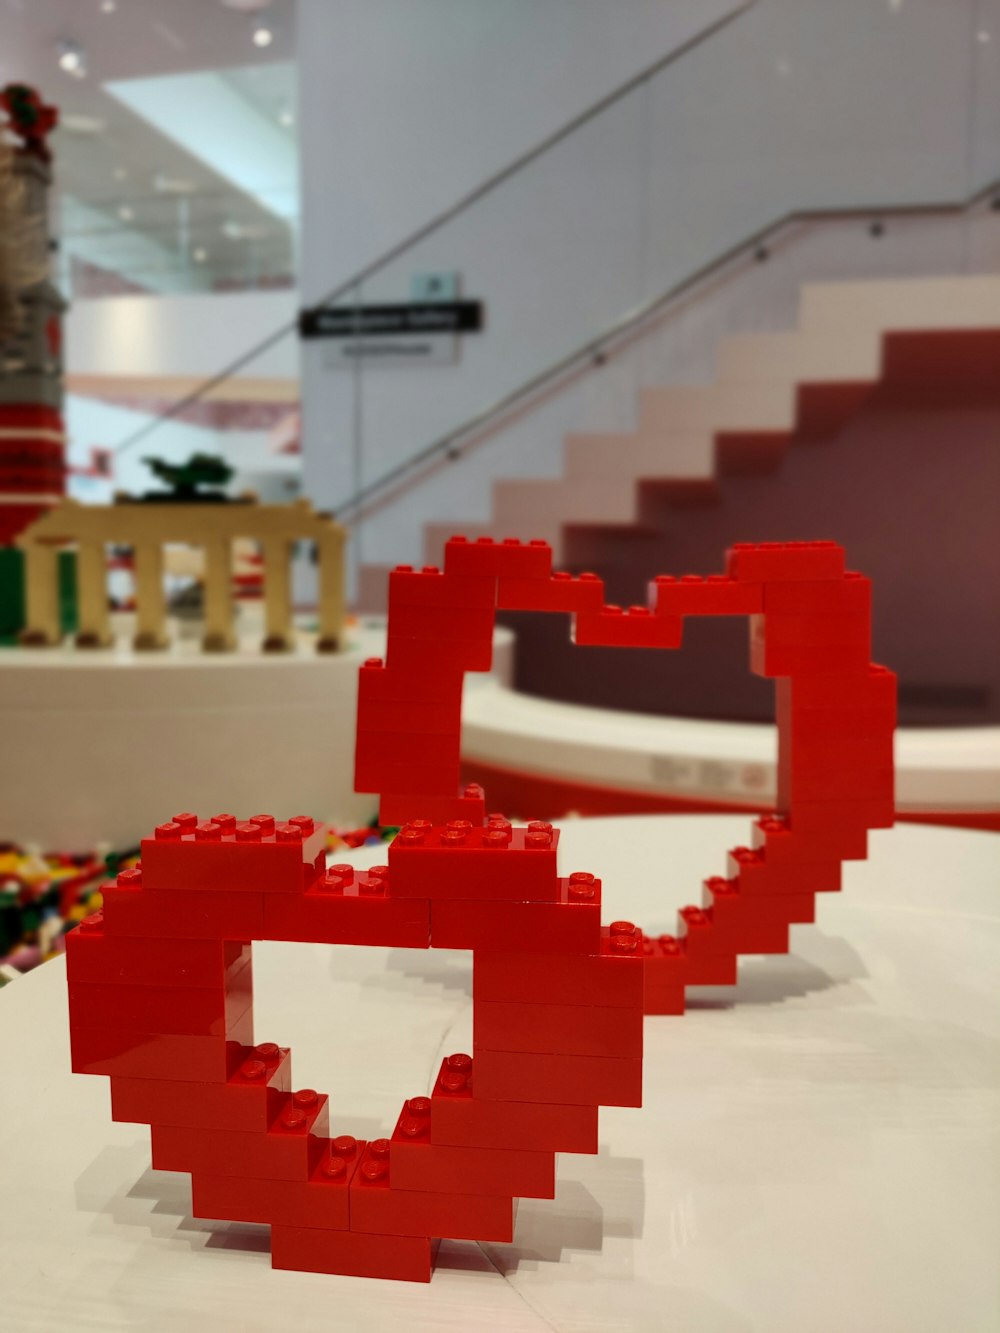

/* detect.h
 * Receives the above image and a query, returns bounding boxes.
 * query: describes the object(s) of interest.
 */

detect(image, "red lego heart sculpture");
[67,538,895,1282]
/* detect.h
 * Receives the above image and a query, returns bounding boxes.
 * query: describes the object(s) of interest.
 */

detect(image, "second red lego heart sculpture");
[358,536,896,1016]
[66,537,895,1282]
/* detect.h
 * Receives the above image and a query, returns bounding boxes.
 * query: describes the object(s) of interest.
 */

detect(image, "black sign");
[299,301,483,339]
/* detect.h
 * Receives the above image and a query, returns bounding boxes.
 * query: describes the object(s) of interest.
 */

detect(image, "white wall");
[66,289,299,378]
[296,0,1000,578]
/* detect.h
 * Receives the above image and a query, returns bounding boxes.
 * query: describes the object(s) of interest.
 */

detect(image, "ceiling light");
[57,40,87,77]
[100,0,117,12]
[252,17,274,47]
[278,106,294,128]
[113,166,128,181]
[976,29,991,43]
[193,247,209,263]
[118,204,135,222]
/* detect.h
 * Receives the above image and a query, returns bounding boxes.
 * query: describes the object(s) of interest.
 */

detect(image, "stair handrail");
[331,177,1000,523]
[110,2,758,458]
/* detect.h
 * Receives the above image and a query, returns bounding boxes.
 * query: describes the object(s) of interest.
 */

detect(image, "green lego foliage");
[143,453,234,497]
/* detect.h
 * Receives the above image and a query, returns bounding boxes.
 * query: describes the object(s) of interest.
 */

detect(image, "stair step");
[639,382,797,433]
[564,431,715,482]
[715,329,882,384]
[799,275,1000,333]
[493,477,638,537]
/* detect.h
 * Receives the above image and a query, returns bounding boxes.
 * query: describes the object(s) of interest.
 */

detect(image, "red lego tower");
[0,84,66,546]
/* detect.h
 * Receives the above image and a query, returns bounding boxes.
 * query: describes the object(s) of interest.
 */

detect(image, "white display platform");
[462,678,1000,816]
[0,615,513,850]
[0,816,997,1332]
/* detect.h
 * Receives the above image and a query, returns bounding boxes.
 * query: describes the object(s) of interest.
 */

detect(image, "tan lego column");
[74,539,112,648]
[315,525,345,653]
[19,539,61,646]
[132,541,168,650]
[261,537,294,652]
[202,535,235,652]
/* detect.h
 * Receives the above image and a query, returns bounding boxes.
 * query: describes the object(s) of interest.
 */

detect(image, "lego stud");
[154,822,183,841]
[568,872,597,900]
[211,813,237,834]
[276,822,303,842]
[321,1154,347,1179]
[172,812,198,831]
[333,1135,358,1157]
[254,1042,280,1061]
[293,1089,319,1109]
[194,821,222,842]
[116,867,142,887]
[289,815,315,835]
[235,822,263,842]
[238,1059,267,1082]
[250,814,275,836]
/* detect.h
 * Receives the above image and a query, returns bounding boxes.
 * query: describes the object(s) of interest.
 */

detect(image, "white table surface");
[1,815,997,1333]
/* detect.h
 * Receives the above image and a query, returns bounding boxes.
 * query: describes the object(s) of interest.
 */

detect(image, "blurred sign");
[300,302,483,339]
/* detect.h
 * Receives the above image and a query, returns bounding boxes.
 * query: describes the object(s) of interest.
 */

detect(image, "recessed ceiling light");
[252,16,274,47]
[118,204,135,222]
[976,28,991,43]
[100,0,117,13]
[278,106,294,128]
[193,247,209,263]
[57,39,87,77]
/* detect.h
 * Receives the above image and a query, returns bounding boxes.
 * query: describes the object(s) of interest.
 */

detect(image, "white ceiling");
[0,0,299,293]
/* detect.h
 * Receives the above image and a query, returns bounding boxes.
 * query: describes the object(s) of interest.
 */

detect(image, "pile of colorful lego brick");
[0,843,133,974]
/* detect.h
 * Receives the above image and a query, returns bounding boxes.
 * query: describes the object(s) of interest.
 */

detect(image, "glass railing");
[105,0,1000,566]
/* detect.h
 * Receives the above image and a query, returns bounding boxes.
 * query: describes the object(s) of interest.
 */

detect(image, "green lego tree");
[142,453,234,500]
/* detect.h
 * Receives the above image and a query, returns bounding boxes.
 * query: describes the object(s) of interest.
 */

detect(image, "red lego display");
[67,537,895,1281]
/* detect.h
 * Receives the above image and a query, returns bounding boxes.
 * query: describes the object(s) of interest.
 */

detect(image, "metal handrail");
[110,2,757,458]
[331,179,1000,522]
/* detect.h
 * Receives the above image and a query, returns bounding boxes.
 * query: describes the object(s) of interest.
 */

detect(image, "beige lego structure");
[18,497,346,653]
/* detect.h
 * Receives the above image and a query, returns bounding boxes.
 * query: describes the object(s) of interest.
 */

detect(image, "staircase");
[411,275,1000,565]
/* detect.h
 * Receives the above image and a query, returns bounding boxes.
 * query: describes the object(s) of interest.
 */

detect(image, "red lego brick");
[641,934,738,990]
[70,1016,254,1081]
[385,602,496,643]
[444,535,552,580]
[350,1142,516,1240]
[751,629,871,677]
[388,565,497,609]
[110,1044,291,1131]
[650,573,763,617]
[100,878,265,941]
[387,1102,556,1198]
[378,787,487,828]
[151,1090,330,1180]
[574,605,683,648]
[65,924,249,989]
[263,866,430,948]
[678,901,790,957]
[356,656,464,705]
[271,1225,437,1281]
[191,1139,362,1231]
[387,629,493,675]
[474,927,644,1010]
[429,1055,599,1152]
[354,696,461,737]
[139,815,325,894]
[784,664,897,712]
[751,814,869,863]
[388,819,560,901]
[69,965,252,1037]
[473,1048,642,1108]
[764,571,871,614]
[726,540,845,582]
[430,873,601,953]
[726,846,840,896]
[474,998,642,1058]
[496,571,605,613]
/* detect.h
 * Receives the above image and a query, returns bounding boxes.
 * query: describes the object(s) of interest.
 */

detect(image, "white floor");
[1,815,997,1332]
